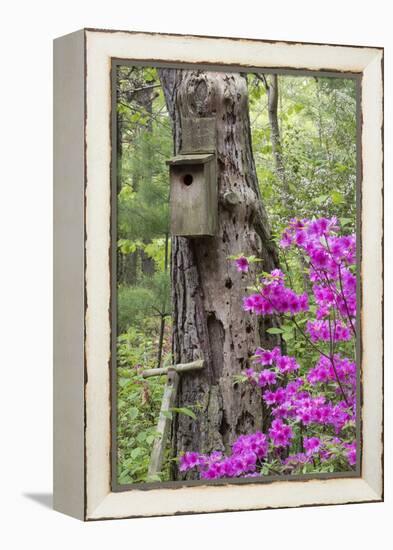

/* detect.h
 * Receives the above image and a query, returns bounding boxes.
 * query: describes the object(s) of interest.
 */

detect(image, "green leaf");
[169,407,197,420]
[130,113,141,123]
[129,407,139,420]
[233,373,248,385]
[293,103,305,113]
[136,431,147,443]
[331,191,344,205]
[314,194,328,205]
[295,318,308,325]
[266,327,284,335]
[130,447,143,459]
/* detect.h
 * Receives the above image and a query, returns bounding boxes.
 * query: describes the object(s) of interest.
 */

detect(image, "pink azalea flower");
[344,442,357,466]
[235,256,249,272]
[269,419,294,448]
[258,369,277,387]
[303,436,321,456]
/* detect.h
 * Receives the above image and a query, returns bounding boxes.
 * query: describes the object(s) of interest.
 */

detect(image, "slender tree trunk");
[261,74,311,293]
[135,85,157,278]
[264,74,288,196]
[160,69,280,479]
[140,249,155,276]
[156,232,170,369]
[122,253,138,285]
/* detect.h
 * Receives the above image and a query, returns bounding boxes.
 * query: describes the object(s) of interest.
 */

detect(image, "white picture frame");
[53,28,383,521]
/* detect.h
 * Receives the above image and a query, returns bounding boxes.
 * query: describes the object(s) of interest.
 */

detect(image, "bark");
[160,69,280,479]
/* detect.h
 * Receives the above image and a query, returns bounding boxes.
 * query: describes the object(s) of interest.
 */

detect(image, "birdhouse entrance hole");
[183,173,194,186]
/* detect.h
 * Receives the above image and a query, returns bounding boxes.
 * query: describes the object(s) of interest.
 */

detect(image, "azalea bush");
[179,217,357,479]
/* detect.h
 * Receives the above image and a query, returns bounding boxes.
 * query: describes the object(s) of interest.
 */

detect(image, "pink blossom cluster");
[344,441,357,466]
[246,346,300,380]
[280,217,355,264]
[246,356,355,434]
[179,432,269,479]
[268,419,294,447]
[280,218,356,328]
[306,319,352,342]
[243,269,309,316]
[273,389,354,433]
[245,346,300,389]
[307,354,356,390]
[178,218,357,479]
[312,268,356,321]
[303,436,321,455]
[284,436,356,468]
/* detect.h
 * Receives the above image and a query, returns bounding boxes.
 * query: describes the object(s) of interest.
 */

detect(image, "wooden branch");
[255,72,269,90]
[141,359,205,378]
[147,369,179,478]
[130,83,161,93]
[146,359,205,477]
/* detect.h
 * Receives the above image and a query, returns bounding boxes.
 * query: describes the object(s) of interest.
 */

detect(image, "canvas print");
[113,65,359,486]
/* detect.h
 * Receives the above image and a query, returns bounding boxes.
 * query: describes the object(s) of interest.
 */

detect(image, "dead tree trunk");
[159,70,279,479]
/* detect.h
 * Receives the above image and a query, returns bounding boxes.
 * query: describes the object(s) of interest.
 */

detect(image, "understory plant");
[117,320,172,483]
[179,217,357,479]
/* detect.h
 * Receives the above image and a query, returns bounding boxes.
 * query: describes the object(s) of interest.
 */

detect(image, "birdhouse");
[167,153,217,237]
[167,116,218,237]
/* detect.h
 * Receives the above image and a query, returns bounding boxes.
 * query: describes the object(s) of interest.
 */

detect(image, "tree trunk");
[156,232,170,369]
[264,74,288,196]
[120,252,138,285]
[159,69,279,479]
[136,83,157,278]
[140,249,155,276]
[262,74,310,293]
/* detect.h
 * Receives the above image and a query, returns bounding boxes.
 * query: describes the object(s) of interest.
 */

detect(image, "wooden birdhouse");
[167,153,217,237]
[167,116,218,237]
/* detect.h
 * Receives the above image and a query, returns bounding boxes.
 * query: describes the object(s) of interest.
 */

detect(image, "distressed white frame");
[54,29,383,521]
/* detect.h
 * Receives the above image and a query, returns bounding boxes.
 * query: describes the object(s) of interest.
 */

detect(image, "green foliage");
[249,73,357,238]
[116,66,173,484]
[118,285,155,333]
[144,237,170,272]
[117,324,172,484]
[118,270,170,333]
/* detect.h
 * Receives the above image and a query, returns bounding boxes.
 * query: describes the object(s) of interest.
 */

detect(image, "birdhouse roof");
[166,153,215,166]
